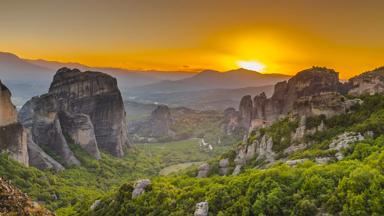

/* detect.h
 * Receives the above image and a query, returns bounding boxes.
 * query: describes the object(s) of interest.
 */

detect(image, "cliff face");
[48,68,130,157]
[18,68,130,170]
[347,67,384,96]
[128,105,175,142]
[149,105,173,138]
[233,67,361,133]
[0,81,28,166]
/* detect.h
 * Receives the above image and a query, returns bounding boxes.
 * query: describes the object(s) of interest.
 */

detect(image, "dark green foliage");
[81,136,384,215]
[264,118,298,152]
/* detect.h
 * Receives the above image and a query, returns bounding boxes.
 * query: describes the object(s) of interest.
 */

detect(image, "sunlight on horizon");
[237,60,266,72]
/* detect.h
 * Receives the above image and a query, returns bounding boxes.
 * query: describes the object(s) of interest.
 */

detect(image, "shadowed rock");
[0,80,28,166]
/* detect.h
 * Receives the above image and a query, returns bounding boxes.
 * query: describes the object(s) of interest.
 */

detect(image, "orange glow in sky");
[1,0,384,79]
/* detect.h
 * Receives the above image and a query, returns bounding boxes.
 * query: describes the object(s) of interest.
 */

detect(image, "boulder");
[197,163,210,178]
[194,202,209,216]
[132,179,151,199]
[90,200,101,210]
[285,159,307,166]
[219,158,229,176]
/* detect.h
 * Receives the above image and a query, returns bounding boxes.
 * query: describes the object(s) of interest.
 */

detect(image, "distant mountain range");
[128,69,290,94]
[0,51,290,109]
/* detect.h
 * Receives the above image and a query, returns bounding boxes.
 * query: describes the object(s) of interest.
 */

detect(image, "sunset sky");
[1,0,384,79]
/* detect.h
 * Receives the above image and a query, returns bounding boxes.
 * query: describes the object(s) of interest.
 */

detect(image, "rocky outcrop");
[194,202,209,216]
[329,132,364,160]
[58,111,101,160]
[285,159,307,167]
[0,81,18,126]
[0,81,28,166]
[221,108,240,135]
[18,68,130,170]
[197,163,210,178]
[347,67,384,96]
[27,133,64,172]
[149,105,174,137]
[233,67,364,133]
[239,95,253,129]
[0,177,54,216]
[128,105,175,142]
[132,179,151,199]
[219,158,229,176]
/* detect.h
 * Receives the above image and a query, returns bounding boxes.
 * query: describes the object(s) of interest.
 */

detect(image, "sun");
[237,60,266,72]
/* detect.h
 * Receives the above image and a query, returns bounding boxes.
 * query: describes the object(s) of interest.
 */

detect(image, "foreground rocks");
[17,68,130,170]
[0,80,28,166]
[194,202,209,216]
[197,163,210,178]
[132,179,151,199]
[0,177,54,216]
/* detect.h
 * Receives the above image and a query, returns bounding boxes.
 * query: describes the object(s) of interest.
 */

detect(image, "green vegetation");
[135,139,228,166]
[0,138,229,215]
[3,95,384,215]
[260,117,298,152]
[83,135,384,216]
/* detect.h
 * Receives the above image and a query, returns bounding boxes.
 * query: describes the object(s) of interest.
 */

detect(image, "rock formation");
[329,132,364,160]
[232,67,363,133]
[196,163,210,178]
[58,111,101,160]
[194,202,209,216]
[149,105,174,137]
[219,158,229,176]
[132,179,151,199]
[18,68,130,170]
[347,67,384,96]
[0,80,28,166]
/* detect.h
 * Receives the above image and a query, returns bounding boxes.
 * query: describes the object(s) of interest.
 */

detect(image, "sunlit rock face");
[255,67,342,122]
[347,67,384,96]
[0,81,28,166]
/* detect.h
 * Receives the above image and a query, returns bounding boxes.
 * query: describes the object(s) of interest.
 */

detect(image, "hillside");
[80,94,384,216]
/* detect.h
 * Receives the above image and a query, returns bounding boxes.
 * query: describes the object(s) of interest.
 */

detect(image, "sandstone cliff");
[0,80,28,166]
[18,67,130,170]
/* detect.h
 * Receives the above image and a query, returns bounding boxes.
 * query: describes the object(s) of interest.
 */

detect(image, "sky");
[1,0,384,79]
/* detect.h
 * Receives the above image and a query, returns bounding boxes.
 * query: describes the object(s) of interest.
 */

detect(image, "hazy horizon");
[1,0,384,79]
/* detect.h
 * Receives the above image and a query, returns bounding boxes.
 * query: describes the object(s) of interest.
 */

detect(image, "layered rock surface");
[233,67,363,133]
[18,67,130,170]
[0,80,28,166]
